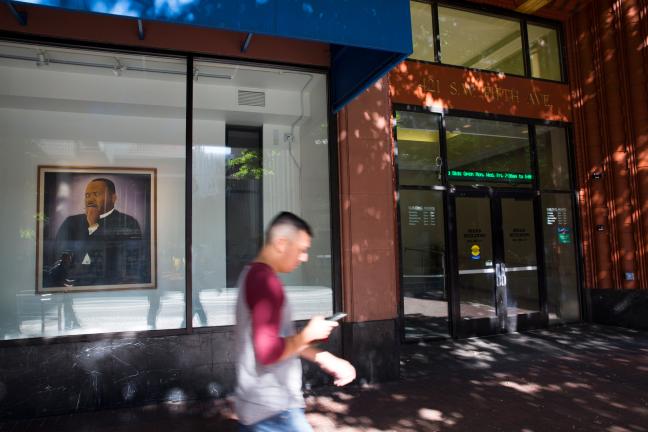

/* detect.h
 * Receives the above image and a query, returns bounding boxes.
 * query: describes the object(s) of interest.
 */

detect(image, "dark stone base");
[0,327,342,420]
[589,288,648,330]
[0,330,236,420]
[341,319,399,384]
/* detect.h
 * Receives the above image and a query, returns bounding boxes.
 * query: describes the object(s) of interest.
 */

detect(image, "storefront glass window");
[409,1,436,62]
[536,125,570,190]
[395,110,449,339]
[399,190,449,338]
[438,6,525,76]
[528,24,562,81]
[0,42,187,339]
[191,60,333,327]
[446,117,532,188]
[541,193,580,322]
[396,110,442,186]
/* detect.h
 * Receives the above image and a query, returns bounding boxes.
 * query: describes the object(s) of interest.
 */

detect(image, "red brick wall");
[568,0,648,289]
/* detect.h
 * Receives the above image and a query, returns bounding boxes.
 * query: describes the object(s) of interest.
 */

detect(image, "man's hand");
[301,316,338,344]
[86,207,100,228]
[276,317,338,363]
[312,351,356,386]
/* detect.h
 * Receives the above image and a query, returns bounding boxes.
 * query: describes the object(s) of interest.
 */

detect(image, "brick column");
[337,77,400,382]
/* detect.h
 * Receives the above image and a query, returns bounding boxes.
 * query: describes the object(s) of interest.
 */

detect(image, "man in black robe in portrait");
[46,178,148,288]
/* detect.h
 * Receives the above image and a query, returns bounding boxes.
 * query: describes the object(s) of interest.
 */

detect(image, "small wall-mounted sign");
[557,226,572,244]
[625,272,635,281]
[596,225,605,232]
[592,172,602,180]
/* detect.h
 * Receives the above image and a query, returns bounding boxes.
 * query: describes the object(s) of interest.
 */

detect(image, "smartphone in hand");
[326,312,347,322]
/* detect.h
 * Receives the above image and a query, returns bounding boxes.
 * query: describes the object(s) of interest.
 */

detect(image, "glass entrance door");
[451,191,545,337]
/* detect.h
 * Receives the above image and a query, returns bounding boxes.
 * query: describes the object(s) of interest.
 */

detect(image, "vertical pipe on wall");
[185,55,193,331]
[597,0,639,289]
[337,107,355,321]
[621,0,648,289]
[565,18,596,291]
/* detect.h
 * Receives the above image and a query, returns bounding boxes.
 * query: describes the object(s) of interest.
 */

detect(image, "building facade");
[1,0,647,420]
[388,0,648,340]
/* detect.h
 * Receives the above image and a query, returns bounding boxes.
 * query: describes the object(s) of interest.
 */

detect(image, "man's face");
[278,229,311,273]
[84,181,115,215]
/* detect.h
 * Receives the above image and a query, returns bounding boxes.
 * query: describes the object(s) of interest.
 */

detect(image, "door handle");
[501,263,507,286]
[495,263,502,287]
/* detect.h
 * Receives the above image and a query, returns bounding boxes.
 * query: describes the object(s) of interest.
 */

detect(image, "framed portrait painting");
[36,166,157,293]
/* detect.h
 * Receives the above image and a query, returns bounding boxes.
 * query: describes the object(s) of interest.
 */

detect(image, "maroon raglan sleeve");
[245,263,286,365]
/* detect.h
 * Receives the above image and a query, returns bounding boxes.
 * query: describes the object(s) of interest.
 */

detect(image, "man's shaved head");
[265,212,313,244]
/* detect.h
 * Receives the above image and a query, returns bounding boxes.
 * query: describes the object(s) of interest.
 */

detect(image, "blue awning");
[13,0,413,112]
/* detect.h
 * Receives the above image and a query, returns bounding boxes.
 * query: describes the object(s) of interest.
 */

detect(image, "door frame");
[448,187,548,338]
[393,104,582,342]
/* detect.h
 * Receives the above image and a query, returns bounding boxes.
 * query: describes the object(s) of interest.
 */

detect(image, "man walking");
[234,212,356,431]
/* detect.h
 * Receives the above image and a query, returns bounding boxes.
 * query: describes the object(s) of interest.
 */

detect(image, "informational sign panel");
[448,170,533,182]
[546,207,568,225]
[546,207,571,244]
[408,205,437,227]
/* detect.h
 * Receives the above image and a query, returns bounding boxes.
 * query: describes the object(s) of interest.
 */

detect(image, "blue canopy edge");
[331,46,409,113]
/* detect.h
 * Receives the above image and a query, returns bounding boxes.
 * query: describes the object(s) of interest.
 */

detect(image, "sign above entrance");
[390,61,572,122]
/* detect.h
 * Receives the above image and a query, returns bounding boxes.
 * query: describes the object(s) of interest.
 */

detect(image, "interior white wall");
[192,119,227,293]
[0,106,187,337]
[298,77,332,288]
[262,123,304,285]
[194,84,303,120]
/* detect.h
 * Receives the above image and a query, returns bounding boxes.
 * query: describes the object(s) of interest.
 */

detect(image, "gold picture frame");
[36,166,157,293]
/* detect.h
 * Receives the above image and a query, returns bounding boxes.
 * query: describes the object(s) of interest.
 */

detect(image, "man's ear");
[273,237,288,254]
[110,193,117,206]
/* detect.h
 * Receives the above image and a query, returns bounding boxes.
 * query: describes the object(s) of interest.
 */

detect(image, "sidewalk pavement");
[1,323,647,431]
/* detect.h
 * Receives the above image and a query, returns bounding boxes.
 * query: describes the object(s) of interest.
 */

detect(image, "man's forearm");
[275,332,309,363]
[300,346,322,362]
[300,347,336,365]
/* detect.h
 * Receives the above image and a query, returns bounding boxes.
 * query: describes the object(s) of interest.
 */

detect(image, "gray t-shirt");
[233,263,305,425]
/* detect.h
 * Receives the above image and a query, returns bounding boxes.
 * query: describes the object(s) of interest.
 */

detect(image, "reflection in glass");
[501,198,539,317]
[456,197,496,319]
[528,24,562,81]
[396,111,441,186]
[399,190,448,338]
[542,193,580,322]
[409,1,436,62]
[438,6,524,75]
[192,61,333,327]
[446,117,532,188]
[536,126,570,191]
[0,41,186,339]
